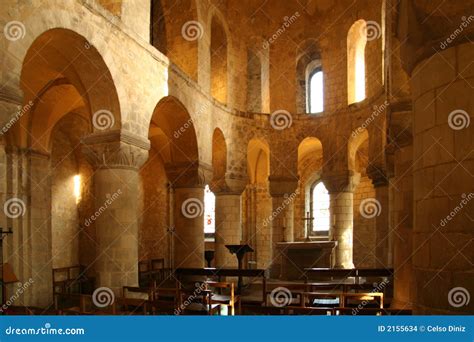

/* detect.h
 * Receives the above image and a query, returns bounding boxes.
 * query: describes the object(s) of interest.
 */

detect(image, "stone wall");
[353,176,376,267]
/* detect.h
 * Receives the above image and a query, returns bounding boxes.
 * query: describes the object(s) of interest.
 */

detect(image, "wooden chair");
[113,297,149,315]
[206,281,240,315]
[264,283,307,307]
[150,287,180,314]
[176,284,219,315]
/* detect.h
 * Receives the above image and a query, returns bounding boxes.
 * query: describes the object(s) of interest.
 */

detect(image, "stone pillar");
[173,186,205,268]
[367,166,390,267]
[268,177,299,277]
[211,178,246,268]
[323,171,360,269]
[1,147,53,307]
[82,131,149,294]
[410,42,474,314]
[389,143,414,309]
[214,194,242,267]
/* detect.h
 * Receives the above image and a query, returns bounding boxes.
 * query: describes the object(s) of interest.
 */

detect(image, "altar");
[276,241,337,280]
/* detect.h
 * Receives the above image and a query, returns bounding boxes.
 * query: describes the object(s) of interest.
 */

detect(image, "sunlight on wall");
[73,175,81,204]
[312,182,330,232]
[355,52,366,102]
[309,70,324,113]
[347,19,367,104]
[204,185,215,233]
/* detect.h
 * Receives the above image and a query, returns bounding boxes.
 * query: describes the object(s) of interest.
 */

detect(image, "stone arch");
[296,39,322,113]
[347,19,367,104]
[348,127,369,172]
[211,128,227,184]
[209,10,229,104]
[154,0,200,80]
[14,28,121,152]
[247,138,270,184]
[246,36,270,113]
[296,137,324,237]
[149,95,200,183]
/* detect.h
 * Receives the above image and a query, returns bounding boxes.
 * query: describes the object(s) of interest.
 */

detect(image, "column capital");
[322,170,360,193]
[367,164,389,187]
[210,174,248,195]
[81,130,150,170]
[165,161,212,189]
[268,176,299,197]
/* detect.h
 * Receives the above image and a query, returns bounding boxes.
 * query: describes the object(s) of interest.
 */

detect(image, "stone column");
[268,177,299,277]
[82,131,149,294]
[409,43,474,314]
[389,142,414,309]
[211,179,246,268]
[323,171,360,269]
[367,166,391,268]
[173,185,205,268]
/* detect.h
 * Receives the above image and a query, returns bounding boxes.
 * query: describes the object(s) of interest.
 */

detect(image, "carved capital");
[367,164,389,188]
[81,130,150,170]
[210,174,248,195]
[322,170,360,193]
[166,161,212,188]
[268,176,299,197]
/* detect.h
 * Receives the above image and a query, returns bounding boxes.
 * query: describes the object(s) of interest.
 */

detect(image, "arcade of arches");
[0,0,473,315]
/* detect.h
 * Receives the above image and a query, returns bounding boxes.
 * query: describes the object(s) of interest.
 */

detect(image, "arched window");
[308,67,324,113]
[204,185,215,235]
[347,20,367,104]
[311,182,330,233]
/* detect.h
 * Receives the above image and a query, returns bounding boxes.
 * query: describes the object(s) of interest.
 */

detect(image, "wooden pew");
[52,265,94,295]
[175,267,267,305]
[335,307,412,315]
[303,268,393,284]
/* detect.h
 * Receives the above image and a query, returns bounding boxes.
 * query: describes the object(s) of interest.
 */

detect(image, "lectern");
[225,244,254,294]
